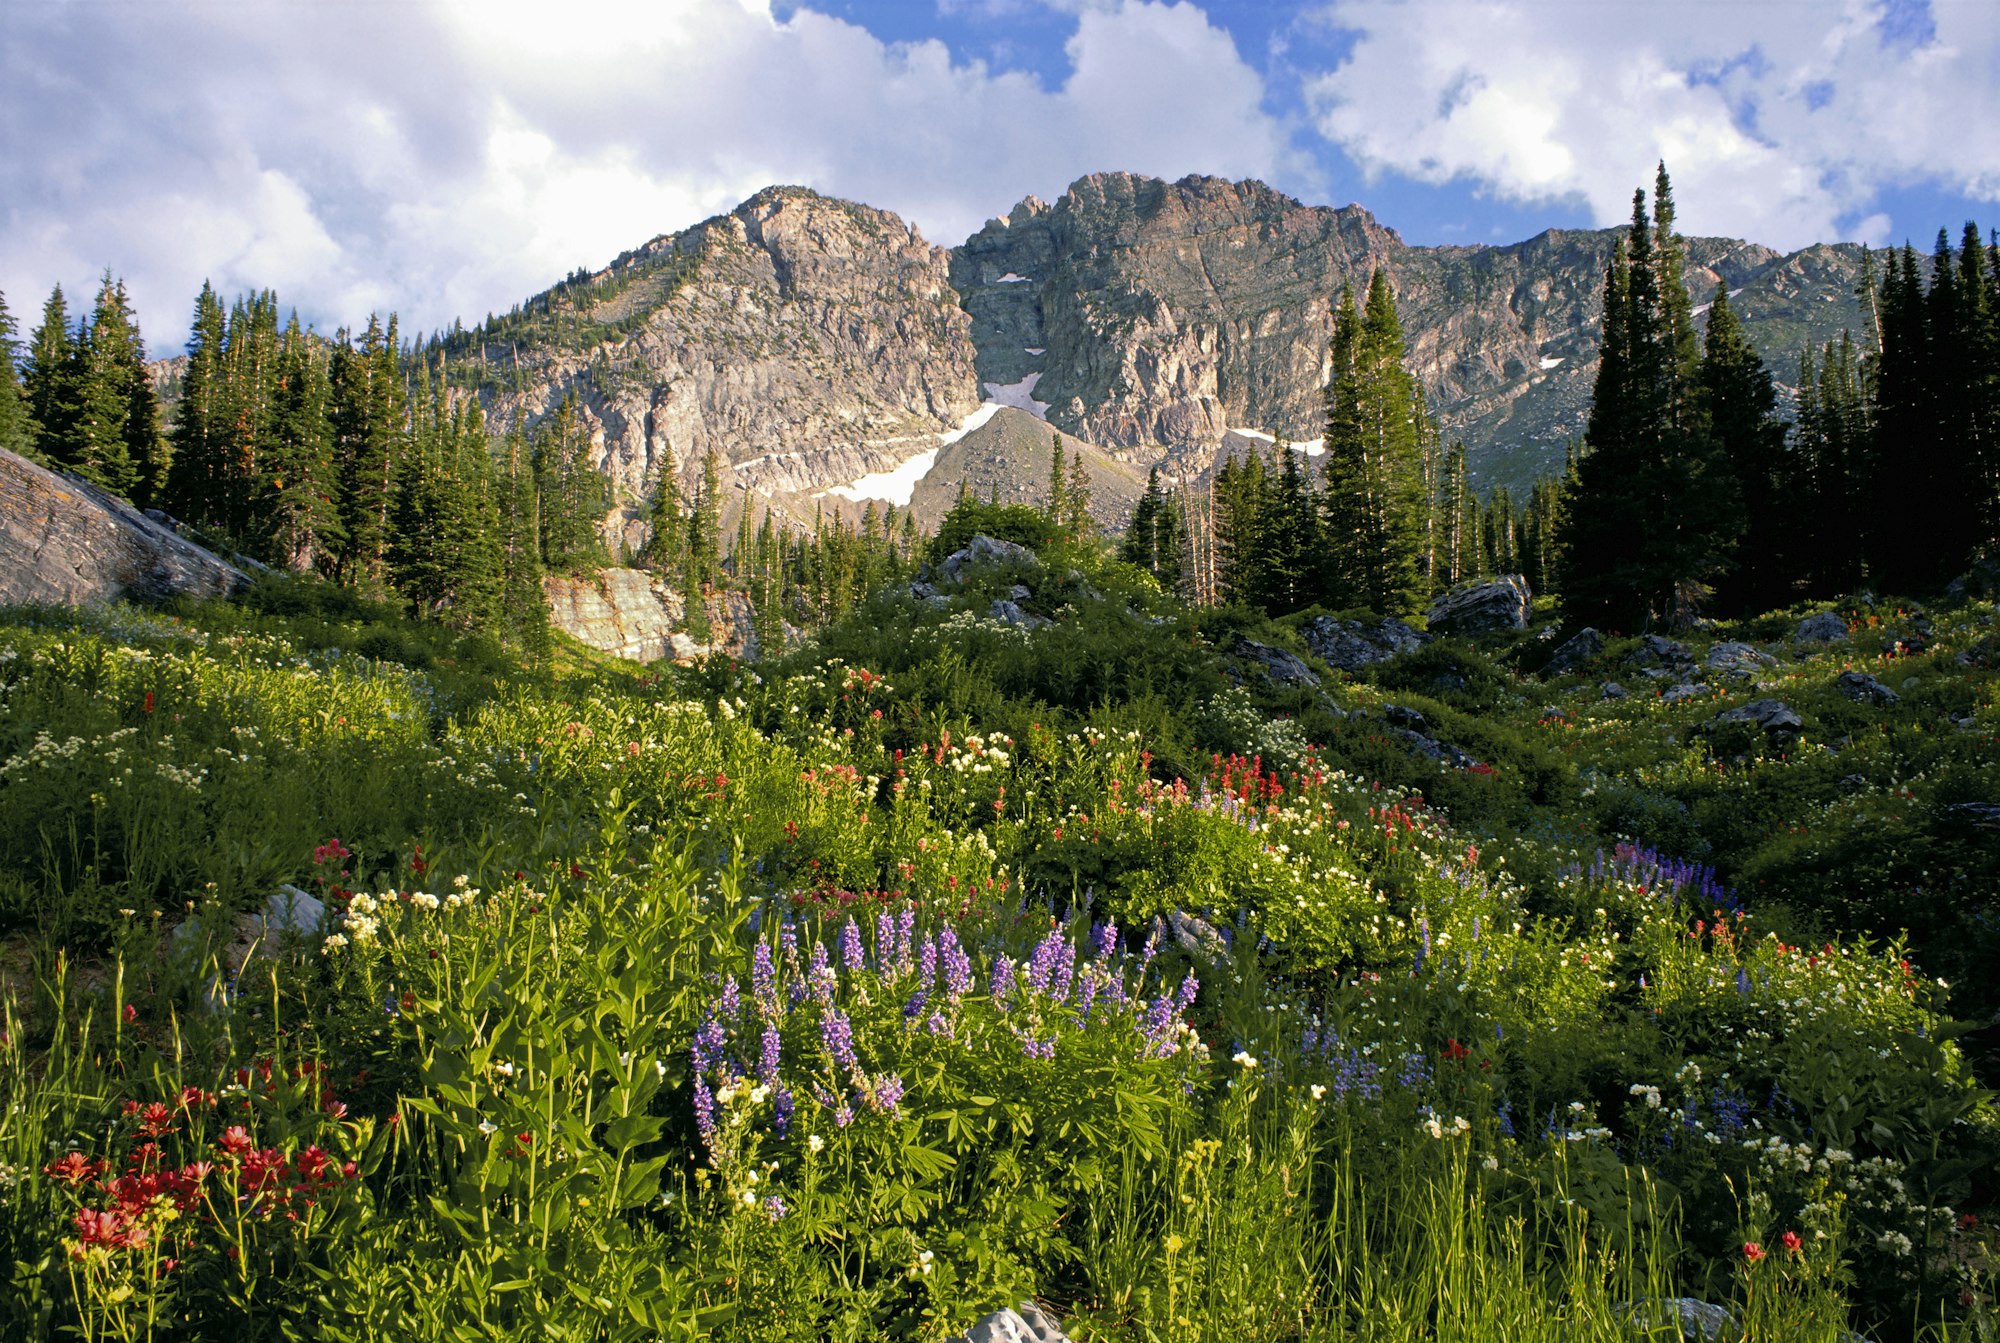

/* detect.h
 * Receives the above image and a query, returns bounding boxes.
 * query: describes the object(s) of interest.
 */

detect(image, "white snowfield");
[1539,356,1565,369]
[994,272,1033,283]
[1024,347,1045,355]
[823,401,1004,506]
[983,373,1049,419]
[1228,428,1325,456]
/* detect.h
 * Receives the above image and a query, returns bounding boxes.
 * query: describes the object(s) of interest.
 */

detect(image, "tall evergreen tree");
[164,282,229,526]
[1121,465,1184,590]
[0,291,32,458]
[24,286,77,469]
[532,392,608,575]
[261,315,342,571]
[1046,433,1070,532]
[1702,286,1791,614]
[1257,442,1319,612]
[1559,177,1739,629]
[1320,271,1431,617]
[329,315,406,589]
[496,430,550,658]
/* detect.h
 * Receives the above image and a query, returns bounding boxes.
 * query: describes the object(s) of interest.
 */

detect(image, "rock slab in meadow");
[0,445,249,607]
[1299,614,1428,671]
[951,1302,1071,1343]
[1542,626,1602,675]
[1425,574,1531,636]
[1705,641,1774,679]
[1793,611,1851,647]
[1708,698,1804,743]
[1834,670,1900,706]
[543,567,761,663]
[1233,637,1321,689]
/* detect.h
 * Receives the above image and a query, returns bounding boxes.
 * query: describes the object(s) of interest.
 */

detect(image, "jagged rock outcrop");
[0,446,249,607]
[1300,614,1428,671]
[1427,575,1532,636]
[472,186,982,525]
[953,173,1867,493]
[543,568,761,663]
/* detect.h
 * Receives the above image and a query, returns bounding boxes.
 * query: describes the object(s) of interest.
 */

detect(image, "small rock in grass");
[1425,574,1532,636]
[1705,641,1773,679]
[1232,637,1320,689]
[1660,682,1707,704]
[1834,670,1900,706]
[1543,626,1603,675]
[1601,681,1628,700]
[1792,611,1850,647]
[952,1304,1073,1343]
[1707,698,1803,744]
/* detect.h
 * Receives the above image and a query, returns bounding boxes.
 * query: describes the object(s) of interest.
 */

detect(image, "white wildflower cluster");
[341,892,384,945]
[1629,1083,1663,1109]
[1418,1110,1472,1140]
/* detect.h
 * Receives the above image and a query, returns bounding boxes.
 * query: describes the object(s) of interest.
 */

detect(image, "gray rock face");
[0,447,249,607]
[950,1302,1071,1343]
[543,568,761,663]
[1630,634,1696,672]
[1543,626,1603,675]
[1601,681,1628,700]
[1233,637,1321,689]
[1835,670,1900,706]
[988,599,1050,630]
[1709,698,1804,742]
[1660,682,1710,705]
[1300,615,1428,671]
[1619,1298,1738,1342]
[1793,611,1851,646]
[938,534,1039,584]
[1705,640,1774,679]
[1426,575,1532,637]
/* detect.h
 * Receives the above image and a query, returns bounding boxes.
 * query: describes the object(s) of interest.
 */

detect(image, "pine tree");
[1064,448,1095,541]
[164,283,229,527]
[1046,433,1069,533]
[496,430,550,659]
[329,315,406,590]
[0,291,32,458]
[532,393,608,575]
[24,286,77,470]
[1441,441,1473,585]
[1320,271,1431,617]
[1559,177,1739,629]
[261,315,342,571]
[644,451,685,570]
[1121,465,1184,589]
[1258,442,1319,612]
[1212,451,1268,605]
[1701,286,1791,614]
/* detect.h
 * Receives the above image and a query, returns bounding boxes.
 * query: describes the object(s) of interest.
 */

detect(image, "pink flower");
[1742,1241,1765,1263]
[1780,1231,1802,1254]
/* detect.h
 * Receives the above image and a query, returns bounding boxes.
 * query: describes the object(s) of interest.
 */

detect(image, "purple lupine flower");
[1100,971,1127,1015]
[918,932,940,988]
[833,1103,855,1128]
[903,987,929,1024]
[1471,915,1482,942]
[1026,932,1064,995]
[692,1016,730,1077]
[808,943,834,1003]
[757,1026,783,1084]
[780,918,801,975]
[871,1073,905,1114]
[1138,927,1160,978]
[940,928,973,1000]
[841,918,866,974]
[762,1195,788,1221]
[1073,970,1099,1023]
[752,943,778,1010]
[896,907,917,974]
[1092,920,1119,961]
[1142,994,1176,1053]
[925,1011,954,1039]
[1173,972,1199,1015]
[1301,1022,1320,1055]
[693,1075,717,1147]
[875,911,895,970]
[716,976,742,1021]
[1020,1033,1056,1060]
[822,1007,860,1079]
[773,1084,794,1138]
[991,957,1016,1011]
[1396,1050,1432,1094]
[1049,942,1077,1002]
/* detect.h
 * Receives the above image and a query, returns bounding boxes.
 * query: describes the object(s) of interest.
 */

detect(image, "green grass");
[0,571,1995,1340]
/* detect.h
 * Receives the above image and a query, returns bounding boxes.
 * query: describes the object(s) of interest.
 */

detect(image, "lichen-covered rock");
[1705,640,1774,679]
[1300,614,1428,671]
[1630,634,1696,671]
[1543,626,1603,675]
[543,568,760,663]
[1233,637,1321,688]
[0,447,249,607]
[1601,681,1628,700]
[988,599,1050,630]
[1426,575,1531,636]
[1793,611,1850,647]
[1835,670,1900,706]
[938,534,1040,584]
[1708,698,1803,742]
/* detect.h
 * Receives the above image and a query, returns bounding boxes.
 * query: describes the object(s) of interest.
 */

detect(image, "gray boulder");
[0,445,250,607]
[1660,683,1710,705]
[1834,670,1900,706]
[1793,611,1850,647]
[1630,634,1695,672]
[950,1302,1072,1343]
[1705,641,1774,679]
[988,599,1050,630]
[1543,627,1603,676]
[1619,1298,1738,1341]
[1299,615,1428,672]
[1601,681,1628,700]
[1167,909,1228,962]
[1232,637,1320,689]
[1426,574,1531,637]
[938,534,1038,584]
[1708,698,1804,744]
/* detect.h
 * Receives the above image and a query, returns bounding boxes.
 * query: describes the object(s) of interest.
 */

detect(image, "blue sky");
[4,0,1996,349]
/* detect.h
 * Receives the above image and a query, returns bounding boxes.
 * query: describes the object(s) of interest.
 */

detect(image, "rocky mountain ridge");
[436,173,1874,525]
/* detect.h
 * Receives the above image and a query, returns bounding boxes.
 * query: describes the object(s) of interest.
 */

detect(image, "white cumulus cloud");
[0,0,1288,349]
[1302,0,2000,248]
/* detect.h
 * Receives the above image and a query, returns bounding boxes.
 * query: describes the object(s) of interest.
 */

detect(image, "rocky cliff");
[954,172,1870,493]
[0,446,248,607]
[544,568,764,664]
[465,186,983,533]
[443,173,1873,520]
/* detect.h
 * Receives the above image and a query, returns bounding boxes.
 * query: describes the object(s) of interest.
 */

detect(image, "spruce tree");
[262,315,342,571]
[0,291,32,458]
[1064,447,1095,541]
[496,430,550,659]
[1701,286,1791,614]
[62,273,145,499]
[532,393,609,575]
[1320,270,1431,617]
[165,282,229,527]
[1046,433,1069,534]
[24,286,76,470]
[329,315,406,590]
[1258,442,1319,612]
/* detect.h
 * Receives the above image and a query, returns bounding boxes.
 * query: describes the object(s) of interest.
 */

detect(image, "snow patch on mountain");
[1539,356,1564,369]
[995,272,1032,283]
[983,373,1049,419]
[824,403,1005,506]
